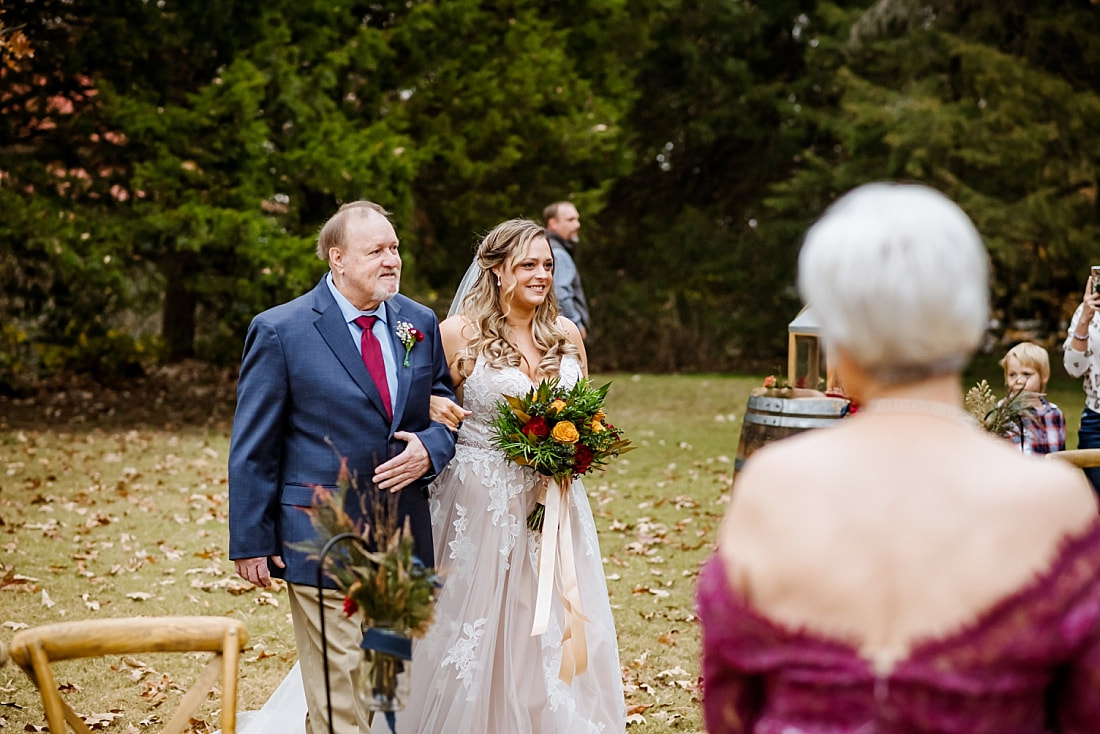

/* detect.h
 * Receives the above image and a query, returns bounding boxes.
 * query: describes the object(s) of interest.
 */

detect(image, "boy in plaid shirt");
[1000,342,1065,455]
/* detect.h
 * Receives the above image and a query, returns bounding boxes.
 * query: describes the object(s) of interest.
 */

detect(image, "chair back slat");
[9,616,248,734]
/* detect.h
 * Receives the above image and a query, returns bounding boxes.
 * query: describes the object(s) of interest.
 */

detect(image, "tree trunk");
[162,250,197,362]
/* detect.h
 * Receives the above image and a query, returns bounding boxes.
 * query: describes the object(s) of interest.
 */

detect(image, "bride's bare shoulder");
[440,315,475,339]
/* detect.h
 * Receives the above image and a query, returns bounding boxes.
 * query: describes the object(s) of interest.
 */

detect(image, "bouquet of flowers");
[295,459,440,718]
[964,380,1033,438]
[490,377,633,531]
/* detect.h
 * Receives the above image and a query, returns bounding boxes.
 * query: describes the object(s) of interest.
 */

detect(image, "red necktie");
[354,315,392,420]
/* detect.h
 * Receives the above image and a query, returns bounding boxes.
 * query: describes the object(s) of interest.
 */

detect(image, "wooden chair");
[9,616,248,734]
[1046,449,1100,469]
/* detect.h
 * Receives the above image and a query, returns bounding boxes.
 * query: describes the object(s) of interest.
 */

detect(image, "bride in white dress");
[237,219,625,734]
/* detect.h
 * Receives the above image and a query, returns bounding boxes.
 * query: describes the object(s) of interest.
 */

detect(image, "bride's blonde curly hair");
[457,218,579,379]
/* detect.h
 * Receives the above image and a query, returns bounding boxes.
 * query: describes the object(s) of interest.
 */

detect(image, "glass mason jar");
[357,621,412,713]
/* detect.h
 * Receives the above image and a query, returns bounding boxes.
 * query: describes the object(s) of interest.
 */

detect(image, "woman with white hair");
[698,183,1100,733]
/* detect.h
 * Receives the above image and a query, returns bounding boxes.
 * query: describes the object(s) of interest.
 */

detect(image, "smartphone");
[1093,265,1100,295]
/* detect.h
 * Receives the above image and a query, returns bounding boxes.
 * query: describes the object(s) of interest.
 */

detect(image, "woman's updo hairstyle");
[798,183,989,383]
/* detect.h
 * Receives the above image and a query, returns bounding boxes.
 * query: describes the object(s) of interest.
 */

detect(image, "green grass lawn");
[0,362,1089,733]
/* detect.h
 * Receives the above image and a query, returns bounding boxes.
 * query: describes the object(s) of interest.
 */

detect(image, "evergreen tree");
[769,0,1100,338]
[0,0,645,380]
[595,0,837,370]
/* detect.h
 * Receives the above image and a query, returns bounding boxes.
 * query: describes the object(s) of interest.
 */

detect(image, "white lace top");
[456,354,584,450]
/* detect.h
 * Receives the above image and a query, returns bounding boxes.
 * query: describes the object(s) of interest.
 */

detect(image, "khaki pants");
[289,583,373,734]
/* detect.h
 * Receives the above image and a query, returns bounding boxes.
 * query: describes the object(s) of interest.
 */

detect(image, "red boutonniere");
[396,321,425,368]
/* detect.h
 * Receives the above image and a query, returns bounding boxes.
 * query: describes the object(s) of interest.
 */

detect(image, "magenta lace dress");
[697,522,1100,734]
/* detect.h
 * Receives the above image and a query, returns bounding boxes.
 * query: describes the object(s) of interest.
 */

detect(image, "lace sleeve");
[697,558,762,733]
[1054,618,1100,731]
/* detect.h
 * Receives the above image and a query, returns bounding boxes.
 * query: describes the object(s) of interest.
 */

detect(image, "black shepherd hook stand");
[317,532,370,734]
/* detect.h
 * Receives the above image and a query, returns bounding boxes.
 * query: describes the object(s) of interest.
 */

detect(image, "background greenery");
[2,0,1099,389]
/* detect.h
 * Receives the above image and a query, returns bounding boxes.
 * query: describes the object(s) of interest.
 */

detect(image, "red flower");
[342,596,358,617]
[573,444,595,475]
[413,329,424,342]
[763,375,777,387]
[522,416,550,439]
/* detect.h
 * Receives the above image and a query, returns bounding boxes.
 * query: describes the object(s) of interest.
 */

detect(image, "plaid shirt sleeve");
[1019,400,1066,455]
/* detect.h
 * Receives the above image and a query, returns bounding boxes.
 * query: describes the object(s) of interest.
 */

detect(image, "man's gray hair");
[315,201,391,261]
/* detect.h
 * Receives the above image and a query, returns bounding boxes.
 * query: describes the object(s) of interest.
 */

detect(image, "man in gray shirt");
[543,201,590,340]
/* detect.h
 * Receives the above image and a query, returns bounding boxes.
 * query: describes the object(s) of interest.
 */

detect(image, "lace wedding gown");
[400,354,625,733]
[236,354,625,734]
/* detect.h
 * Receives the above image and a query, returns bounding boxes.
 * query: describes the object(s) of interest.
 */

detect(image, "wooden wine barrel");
[735,390,850,471]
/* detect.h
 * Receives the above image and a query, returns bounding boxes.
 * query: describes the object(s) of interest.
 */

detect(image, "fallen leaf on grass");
[82,709,123,728]
[191,577,252,595]
[23,519,61,538]
[157,543,184,561]
[631,584,670,598]
[126,592,153,601]
[140,673,180,704]
[41,589,55,608]
[247,648,279,662]
[255,592,279,607]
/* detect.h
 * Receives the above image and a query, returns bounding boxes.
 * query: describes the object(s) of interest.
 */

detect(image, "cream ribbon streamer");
[530,476,590,684]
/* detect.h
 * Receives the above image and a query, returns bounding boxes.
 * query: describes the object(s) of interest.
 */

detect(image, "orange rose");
[551,420,580,444]
[590,418,606,433]
[594,409,606,421]
[549,399,568,414]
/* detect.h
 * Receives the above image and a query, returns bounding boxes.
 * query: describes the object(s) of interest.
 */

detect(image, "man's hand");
[374,431,431,493]
[235,555,285,588]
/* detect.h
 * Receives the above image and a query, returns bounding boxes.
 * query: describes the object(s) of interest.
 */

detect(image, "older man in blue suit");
[229,201,456,734]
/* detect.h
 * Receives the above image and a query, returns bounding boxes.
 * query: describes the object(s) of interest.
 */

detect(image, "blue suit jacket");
[228,278,457,587]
